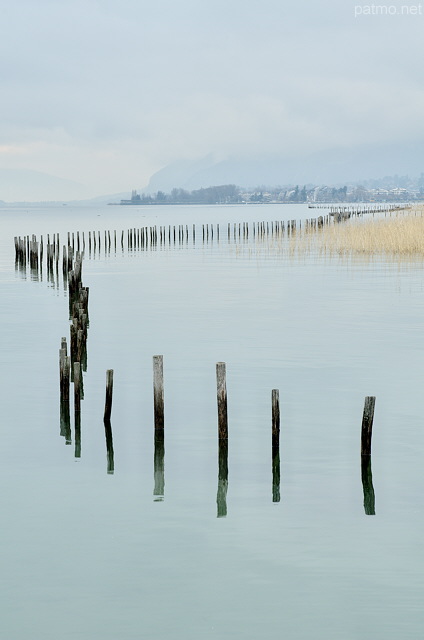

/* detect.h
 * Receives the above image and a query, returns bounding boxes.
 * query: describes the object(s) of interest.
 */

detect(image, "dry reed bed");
[297,206,424,257]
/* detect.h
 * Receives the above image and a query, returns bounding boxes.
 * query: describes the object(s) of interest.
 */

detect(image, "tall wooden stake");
[361,396,375,456]
[216,362,228,440]
[153,355,164,429]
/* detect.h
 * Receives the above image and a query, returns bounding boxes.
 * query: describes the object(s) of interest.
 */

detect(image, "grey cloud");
[1,0,423,197]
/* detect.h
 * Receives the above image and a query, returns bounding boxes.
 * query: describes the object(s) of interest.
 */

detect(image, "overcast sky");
[1,0,423,197]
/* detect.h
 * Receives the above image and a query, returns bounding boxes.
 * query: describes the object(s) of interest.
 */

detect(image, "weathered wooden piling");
[59,338,69,399]
[103,369,114,423]
[69,318,77,365]
[74,362,81,415]
[62,245,67,277]
[61,401,71,445]
[67,245,73,271]
[361,396,375,456]
[59,337,71,443]
[153,355,164,429]
[63,356,70,400]
[272,389,280,439]
[216,362,228,440]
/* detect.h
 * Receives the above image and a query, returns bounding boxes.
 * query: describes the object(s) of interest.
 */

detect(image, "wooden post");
[361,396,375,456]
[153,355,164,429]
[59,338,68,395]
[62,245,68,277]
[59,341,66,376]
[74,362,81,414]
[104,369,114,423]
[62,355,70,405]
[70,321,77,372]
[77,328,83,364]
[272,389,280,439]
[216,362,228,440]
[60,341,71,443]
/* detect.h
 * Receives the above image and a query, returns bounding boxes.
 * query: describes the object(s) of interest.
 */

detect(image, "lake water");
[1,203,424,639]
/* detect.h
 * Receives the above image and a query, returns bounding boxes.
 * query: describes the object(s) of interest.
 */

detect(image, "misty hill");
[144,142,424,193]
[0,168,92,202]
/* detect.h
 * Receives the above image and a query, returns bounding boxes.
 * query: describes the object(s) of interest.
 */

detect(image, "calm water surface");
[1,204,423,639]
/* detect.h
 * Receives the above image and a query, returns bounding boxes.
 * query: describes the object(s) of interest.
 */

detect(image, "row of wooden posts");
[41,228,378,514]
[14,220,323,286]
[150,359,375,513]
[60,330,375,517]
[59,251,90,460]
[14,203,409,275]
[15,227,379,514]
[330,204,411,222]
[15,203,413,268]
[309,204,410,213]
[15,219,328,269]
[60,345,376,515]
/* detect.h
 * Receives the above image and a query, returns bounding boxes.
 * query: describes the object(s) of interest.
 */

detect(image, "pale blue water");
[1,203,423,639]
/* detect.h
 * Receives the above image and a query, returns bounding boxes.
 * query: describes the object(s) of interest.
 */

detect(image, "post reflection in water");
[272,435,280,503]
[361,455,376,515]
[271,389,280,503]
[153,429,165,501]
[104,419,114,474]
[74,412,81,459]
[217,440,228,518]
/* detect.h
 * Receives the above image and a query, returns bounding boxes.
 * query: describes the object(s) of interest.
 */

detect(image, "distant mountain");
[0,168,92,202]
[144,155,219,193]
[143,143,424,193]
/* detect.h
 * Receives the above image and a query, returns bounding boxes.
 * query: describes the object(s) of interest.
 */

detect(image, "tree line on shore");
[121,181,417,206]
[123,184,241,205]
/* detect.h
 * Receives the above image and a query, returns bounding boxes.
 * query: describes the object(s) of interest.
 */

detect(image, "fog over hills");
[144,143,424,194]
[2,140,423,204]
[0,169,92,202]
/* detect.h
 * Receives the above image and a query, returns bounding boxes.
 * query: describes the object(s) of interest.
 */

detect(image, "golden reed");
[304,205,424,256]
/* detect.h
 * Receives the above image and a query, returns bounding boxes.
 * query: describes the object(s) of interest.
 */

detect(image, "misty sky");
[1,0,423,197]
